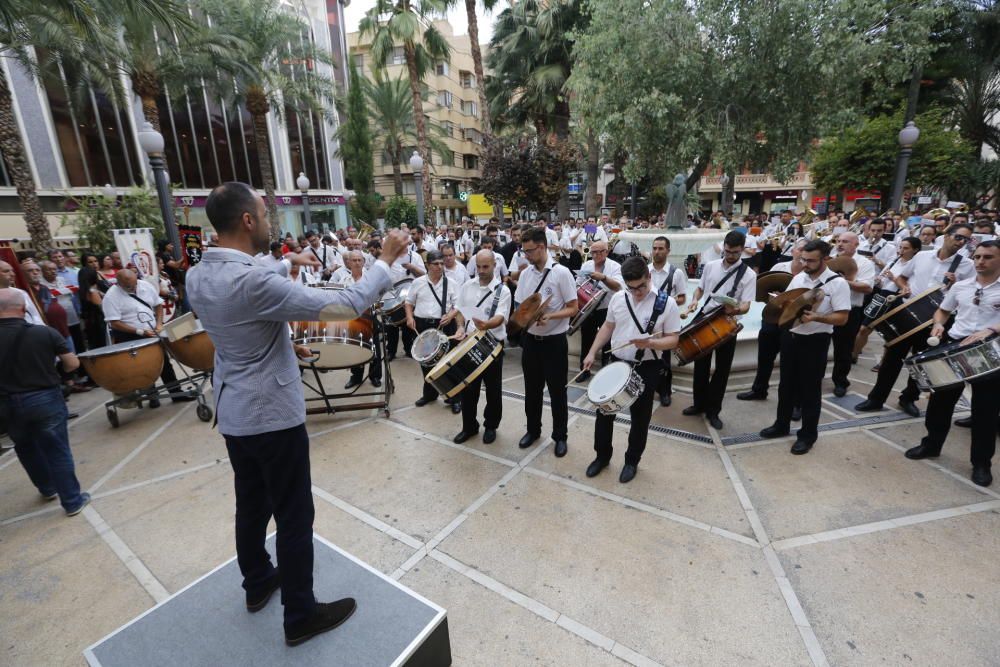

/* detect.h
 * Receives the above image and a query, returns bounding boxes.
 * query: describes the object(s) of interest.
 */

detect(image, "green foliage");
[358,0,452,79]
[810,107,976,197]
[337,65,378,224]
[60,187,166,255]
[479,134,581,215]
[383,195,418,229]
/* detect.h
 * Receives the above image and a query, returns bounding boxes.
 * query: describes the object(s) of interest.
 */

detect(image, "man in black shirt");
[0,289,89,515]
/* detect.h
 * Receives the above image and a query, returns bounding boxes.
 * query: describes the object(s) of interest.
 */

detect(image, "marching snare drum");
[567,278,608,335]
[586,362,645,415]
[426,329,503,398]
[674,308,743,365]
[412,328,450,367]
[78,338,164,394]
[377,278,413,327]
[905,334,1000,391]
[869,286,944,347]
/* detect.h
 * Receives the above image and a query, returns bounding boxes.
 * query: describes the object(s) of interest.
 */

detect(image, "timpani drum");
[412,328,450,367]
[426,329,503,399]
[160,313,215,371]
[292,286,376,369]
[78,338,164,394]
[905,334,1000,391]
[869,286,944,347]
[586,362,645,415]
[674,308,743,366]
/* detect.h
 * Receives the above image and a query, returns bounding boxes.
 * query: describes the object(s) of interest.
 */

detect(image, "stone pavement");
[1,350,999,666]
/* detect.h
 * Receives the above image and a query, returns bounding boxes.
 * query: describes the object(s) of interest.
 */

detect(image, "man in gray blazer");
[187,182,409,647]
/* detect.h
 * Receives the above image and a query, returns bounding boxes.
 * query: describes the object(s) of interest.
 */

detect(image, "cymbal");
[756,271,793,303]
[827,255,857,277]
[778,287,823,329]
[763,287,809,325]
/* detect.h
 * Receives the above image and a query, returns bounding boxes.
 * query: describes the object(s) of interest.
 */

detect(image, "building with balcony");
[347,20,487,225]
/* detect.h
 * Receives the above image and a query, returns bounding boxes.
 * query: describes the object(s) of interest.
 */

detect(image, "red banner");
[179,225,203,269]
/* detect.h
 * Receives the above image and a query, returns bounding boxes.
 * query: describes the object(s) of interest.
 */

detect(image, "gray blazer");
[187,247,392,436]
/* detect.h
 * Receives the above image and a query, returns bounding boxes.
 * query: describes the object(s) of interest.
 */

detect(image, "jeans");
[2,386,85,511]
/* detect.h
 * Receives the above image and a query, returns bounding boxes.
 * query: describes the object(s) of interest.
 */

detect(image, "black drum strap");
[659,265,676,296]
[625,291,668,363]
[944,253,964,286]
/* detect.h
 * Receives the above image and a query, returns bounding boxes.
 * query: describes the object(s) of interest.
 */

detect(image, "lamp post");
[297,172,311,231]
[137,121,181,262]
[890,121,920,212]
[410,150,425,229]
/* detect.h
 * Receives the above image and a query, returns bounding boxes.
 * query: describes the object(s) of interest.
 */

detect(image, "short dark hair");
[946,223,973,235]
[723,230,745,248]
[205,182,259,234]
[653,235,670,247]
[621,256,649,282]
[269,241,282,252]
[304,230,317,239]
[440,242,455,253]
[486,225,498,235]
[521,227,547,245]
[412,225,425,235]
[803,240,832,257]
[868,218,886,227]
[900,236,921,252]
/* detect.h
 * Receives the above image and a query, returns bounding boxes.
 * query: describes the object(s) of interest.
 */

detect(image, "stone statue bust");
[664,174,687,229]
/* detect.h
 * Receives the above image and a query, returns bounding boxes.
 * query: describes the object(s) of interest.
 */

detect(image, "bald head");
[0,288,26,317]
[475,249,496,284]
[0,260,13,288]
[116,269,137,291]
[836,232,859,256]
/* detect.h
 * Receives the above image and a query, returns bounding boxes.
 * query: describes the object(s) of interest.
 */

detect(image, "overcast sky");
[343,1,496,43]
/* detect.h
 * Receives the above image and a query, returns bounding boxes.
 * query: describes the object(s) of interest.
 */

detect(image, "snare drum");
[426,330,503,398]
[412,328,450,367]
[869,286,944,347]
[674,308,743,365]
[377,278,413,327]
[567,279,608,335]
[905,334,1000,391]
[586,362,645,415]
[78,338,164,394]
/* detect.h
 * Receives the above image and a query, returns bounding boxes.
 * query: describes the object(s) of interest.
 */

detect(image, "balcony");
[698,171,814,192]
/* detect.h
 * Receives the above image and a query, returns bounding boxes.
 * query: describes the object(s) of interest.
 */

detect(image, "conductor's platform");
[85,535,451,666]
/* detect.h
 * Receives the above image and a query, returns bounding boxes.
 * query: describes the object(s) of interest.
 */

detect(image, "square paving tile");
[729,431,987,541]
[312,497,417,576]
[438,474,810,666]
[780,510,1000,666]
[824,390,905,417]
[870,421,984,482]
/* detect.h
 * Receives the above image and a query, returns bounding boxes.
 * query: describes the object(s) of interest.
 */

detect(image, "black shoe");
[284,598,357,647]
[619,464,638,484]
[682,405,703,416]
[586,459,608,478]
[414,397,434,407]
[707,415,723,430]
[659,394,671,407]
[553,440,568,457]
[453,430,478,444]
[790,439,814,455]
[854,399,883,412]
[518,433,539,449]
[483,429,496,444]
[737,390,767,401]
[760,424,790,439]
[971,466,993,487]
[576,370,592,382]
[246,570,281,612]
[898,399,920,418]
[451,402,462,414]
[344,378,363,390]
[954,416,972,428]
[833,385,847,398]
[149,399,161,409]
[370,378,382,388]
[904,444,941,460]
[791,407,802,421]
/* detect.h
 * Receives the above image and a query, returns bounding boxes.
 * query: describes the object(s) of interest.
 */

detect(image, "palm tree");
[462,0,499,134]
[359,0,452,209]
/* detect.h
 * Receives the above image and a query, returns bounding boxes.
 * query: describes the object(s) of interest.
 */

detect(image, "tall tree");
[941,3,1000,157]
[462,0,498,133]
[336,64,379,224]
[359,0,452,208]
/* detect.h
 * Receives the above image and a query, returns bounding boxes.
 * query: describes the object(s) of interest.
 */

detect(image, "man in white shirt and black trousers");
[829,232,876,397]
[683,231,756,429]
[385,245,426,360]
[903,239,1000,487]
[447,250,511,445]
[648,235,686,406]
[303,230,340,283]
[582,257,680,483]
[406,250,460,412]
[576,240,622,381]
[514,226,578,457]
[760,240,851,454]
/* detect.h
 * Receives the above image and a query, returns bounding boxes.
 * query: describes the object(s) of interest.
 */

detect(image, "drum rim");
[412,329,449,363]
[77,337,162,358]
[437,344,502,398]
[587,361,634,402]
[292,335,374,346]
[868,285,943,329]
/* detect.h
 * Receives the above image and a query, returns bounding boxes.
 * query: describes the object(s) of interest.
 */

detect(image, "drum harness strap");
[659,265,677,296]
[475,283,505,318]
[625,290,669,365]
[943,253,964,287]
[692,262,747,323]
[428,276,449,317]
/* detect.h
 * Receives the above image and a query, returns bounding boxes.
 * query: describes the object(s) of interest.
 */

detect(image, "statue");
[664,174,687,229]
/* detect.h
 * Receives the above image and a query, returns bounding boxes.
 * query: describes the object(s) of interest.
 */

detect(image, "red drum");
[568,279,608,335]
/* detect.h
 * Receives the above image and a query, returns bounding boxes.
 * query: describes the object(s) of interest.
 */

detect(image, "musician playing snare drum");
[904,239,1000,487]
[575,241,622,381]
[581,257,680,483]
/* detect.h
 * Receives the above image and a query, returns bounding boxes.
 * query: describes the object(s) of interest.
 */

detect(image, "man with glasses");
[903,240,1000,487]
[683,231,756,429]
[581,257,680,483]
[829,232,875,397]
[576,240,622,381]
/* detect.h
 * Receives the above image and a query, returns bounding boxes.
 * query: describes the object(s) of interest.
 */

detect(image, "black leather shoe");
[414,397,434,407]
[619,464,638,484]
[760,424,790,439]
[659,394,671,407]
[737,390,767,401]
[682,405,703,416]
[483,429,496,444]
[284,598,357,647]
[370,378,382,388]
[954,416,972,428]
[553,440,568,457]
[246,569,280,612]
[833,385,847,398]
[344,378,363,390]
[898,399,920,418]
[585,459,608,478]
[904,444,941,460]
[790,439,814,455]
[453,430,478,444]
[451,402,462,414]
[854,399,883,412]
[707,415,723,430]
[791,407,802,421]
[971,466,993,487]
[518,433,539,449]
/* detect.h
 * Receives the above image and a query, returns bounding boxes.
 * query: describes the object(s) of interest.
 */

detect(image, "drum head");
[587,362,633,403]
[77,337,160,358]
[413,329,446,362]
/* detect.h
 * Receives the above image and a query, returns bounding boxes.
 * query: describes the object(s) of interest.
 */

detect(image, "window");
[435,61,449,76]
[461,100,478,117]
[351,54,364,70]
[464,128,482,144]
[391,46,405,65]
[440,121,455,137]
[437,91,453,109]
[402,178,416,195]
[460,71,475,88]
[463,154,478,170]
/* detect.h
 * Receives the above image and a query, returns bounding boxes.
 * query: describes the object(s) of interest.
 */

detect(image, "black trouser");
[750,321,782,395]
[521,332,569,441]
[692,336,737,418]
[775,332,831,444]
[657,355,673,398]
[111,330,179,389]
[385,323,415,358]
[223,423,315,627]
[865,327,927,406]
[460,346,504,433]
[832,306,863,389]
[920,358,1000,468]
[350,324,382,384]
[579,308,609,369]
[595,358,660,465]
[68,322,85,355]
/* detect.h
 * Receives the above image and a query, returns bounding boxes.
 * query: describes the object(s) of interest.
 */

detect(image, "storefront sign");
[173,194,346,207]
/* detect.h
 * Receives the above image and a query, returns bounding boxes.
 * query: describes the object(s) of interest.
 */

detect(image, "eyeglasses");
[625,280,648,293]
[952,234,971,242]
[974,287,983,306]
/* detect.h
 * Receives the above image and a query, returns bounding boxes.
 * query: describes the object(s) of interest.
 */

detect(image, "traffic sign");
[568,183,581,194]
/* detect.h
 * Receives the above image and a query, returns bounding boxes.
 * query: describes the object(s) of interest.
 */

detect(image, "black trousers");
[385,324,415,357]
[521,333,569,440]
[657,355,673,398]
[750,321,782,395]
[595,359,660,465]
[775,332,831,444]
[111,330,179,388]
[866,328,927,406]
[460,346,504,433]
[920,340,1000,468]
[579,307,609,369]
[350,324,382,383]
[82,312,107,350]
[223,423,315,627]
[692,336,737,418]
[832,306,863,388]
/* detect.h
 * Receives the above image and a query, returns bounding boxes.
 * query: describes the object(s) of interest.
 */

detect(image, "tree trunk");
[685,153,710,194]
[132,70,162,132]
[0,70,52,250]
[465,0,491,134]
[404,42,432,213]
[391,157,403,195]
[250,111,280,240]
[585,129,600,216]
[612,151,627,218]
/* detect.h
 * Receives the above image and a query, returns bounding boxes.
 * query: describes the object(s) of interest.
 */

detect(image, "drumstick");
[609,332,665,354]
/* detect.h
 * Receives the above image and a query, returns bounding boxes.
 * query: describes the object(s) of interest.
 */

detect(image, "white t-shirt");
[604,289,680,362]
[940,276,1000,339]
[457,277,511,341]
[785,268,852,335]
[102,281,163,330]
[513,259,577,336]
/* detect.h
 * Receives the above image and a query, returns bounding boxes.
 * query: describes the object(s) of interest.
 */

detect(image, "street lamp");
[890,121,920,212]
[137,121,181,262]
[297,172,311,231]
[410,150,425,229]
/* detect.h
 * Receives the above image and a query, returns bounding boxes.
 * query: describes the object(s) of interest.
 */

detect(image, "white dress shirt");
[306,243,341,276]
[390,250,426,283]
[785,268,852,335]
[579,258,622,310]
[697,258,757,319]
[839,253,876,308]
[444,263,469,286]
[406,274,457,319]
[897,249,975,296]
[13,286,44,324]
[576,226,609,248]
[466,252,509,279]
[457,276,511,341]
[648,262,687,298]
[604,289,680,362]
[513,258,577,336]
[858,237,897,267]
[771,260,794,273]
[102,280,163,330]
[875,255,910,294]
[939,276,1000,339]
[545,227,561,258]
[335,269,365,287]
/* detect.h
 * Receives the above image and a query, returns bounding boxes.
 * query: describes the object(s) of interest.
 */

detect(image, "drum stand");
[300,318,395,418]
[103,357,213,428]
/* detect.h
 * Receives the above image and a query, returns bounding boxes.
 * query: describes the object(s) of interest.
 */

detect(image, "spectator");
[0,260,43,324]
[77,254,110,350]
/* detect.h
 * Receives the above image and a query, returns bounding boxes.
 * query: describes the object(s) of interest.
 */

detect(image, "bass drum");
[292,315,374,369]
[674,308,743,365]
[905,334,1000,391]
[426,330,503,399]
[586,362,644,415]
[869,286,944,347]
[78,338,164,394]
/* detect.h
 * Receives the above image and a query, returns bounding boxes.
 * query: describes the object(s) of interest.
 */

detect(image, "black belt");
[527,331,565,341]
[792,331,832,338]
